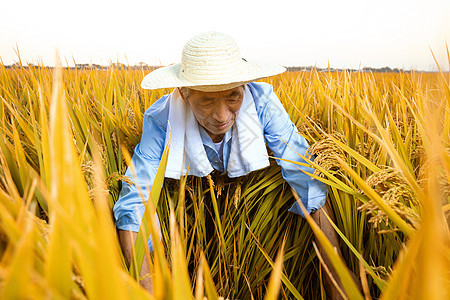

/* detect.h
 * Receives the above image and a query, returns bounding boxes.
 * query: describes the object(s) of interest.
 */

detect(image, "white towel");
[164,85,270,179]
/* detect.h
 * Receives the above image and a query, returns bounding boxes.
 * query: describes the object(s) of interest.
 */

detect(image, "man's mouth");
[212,121,229,130]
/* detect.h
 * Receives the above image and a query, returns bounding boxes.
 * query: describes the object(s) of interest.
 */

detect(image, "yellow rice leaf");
[170,208,192,299]
[45,64,74,299]
[0,207,34,299]
[263,239,285,300]
[201,252,219,300]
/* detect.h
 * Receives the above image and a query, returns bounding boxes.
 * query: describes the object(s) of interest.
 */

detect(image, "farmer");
[113,32,353,299]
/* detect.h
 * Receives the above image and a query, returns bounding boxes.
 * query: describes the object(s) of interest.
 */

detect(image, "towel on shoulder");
[164,85,270,179]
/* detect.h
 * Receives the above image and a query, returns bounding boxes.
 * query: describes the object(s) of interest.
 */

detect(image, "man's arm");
[256,83,328,215]
[257,83,359,298]
[113,99,168,292]
[118,230,153,292]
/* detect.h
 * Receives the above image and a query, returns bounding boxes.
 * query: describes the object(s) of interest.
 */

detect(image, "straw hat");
[141,32,286,92]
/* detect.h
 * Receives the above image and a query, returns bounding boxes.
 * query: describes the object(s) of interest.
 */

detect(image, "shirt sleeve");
[261,86,328,217]
[113,107,166,236]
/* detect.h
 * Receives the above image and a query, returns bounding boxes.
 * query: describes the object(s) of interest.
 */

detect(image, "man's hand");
[311,201,361,300]
[118,229,153,293]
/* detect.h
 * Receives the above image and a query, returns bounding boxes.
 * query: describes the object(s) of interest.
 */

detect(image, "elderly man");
[113,32,352,299]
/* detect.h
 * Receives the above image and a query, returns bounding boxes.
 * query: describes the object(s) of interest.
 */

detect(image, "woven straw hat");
[141,32,286,92]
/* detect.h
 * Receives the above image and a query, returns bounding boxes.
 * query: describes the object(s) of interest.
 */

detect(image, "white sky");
[1,0,449,71]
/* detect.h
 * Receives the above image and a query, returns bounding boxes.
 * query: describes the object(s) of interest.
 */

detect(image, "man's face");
[181,86,244,142]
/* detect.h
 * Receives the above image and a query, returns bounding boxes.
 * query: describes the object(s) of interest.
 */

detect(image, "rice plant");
[0,55,449,299]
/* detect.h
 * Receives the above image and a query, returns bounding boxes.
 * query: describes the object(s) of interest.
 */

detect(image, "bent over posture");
[113,32,354,299]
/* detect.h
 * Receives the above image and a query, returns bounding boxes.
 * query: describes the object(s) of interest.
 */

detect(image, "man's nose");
[212,101,230,122]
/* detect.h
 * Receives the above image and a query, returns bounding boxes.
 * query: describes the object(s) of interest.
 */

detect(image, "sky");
[1,0,449,71]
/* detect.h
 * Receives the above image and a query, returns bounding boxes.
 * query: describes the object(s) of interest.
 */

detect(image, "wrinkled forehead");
[190,85,244,101]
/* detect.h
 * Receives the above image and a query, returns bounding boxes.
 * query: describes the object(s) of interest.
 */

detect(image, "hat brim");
[140,60,286,92]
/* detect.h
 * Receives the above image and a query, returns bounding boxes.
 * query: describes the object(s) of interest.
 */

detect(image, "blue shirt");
[113,82,328,249]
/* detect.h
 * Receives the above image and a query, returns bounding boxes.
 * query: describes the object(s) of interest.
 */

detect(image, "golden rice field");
[0,59,449,299]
